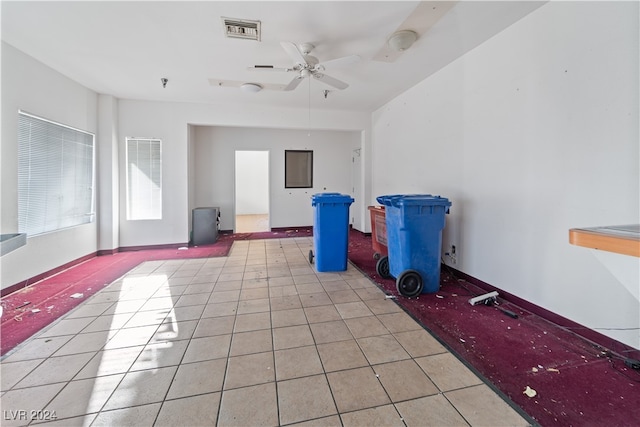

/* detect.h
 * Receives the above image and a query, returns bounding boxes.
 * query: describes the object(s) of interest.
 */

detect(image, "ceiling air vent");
[222,17,261,41]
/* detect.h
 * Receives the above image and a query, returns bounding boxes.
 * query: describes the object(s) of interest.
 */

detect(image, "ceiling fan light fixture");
[240,83,262,93]
[388,30,418,52]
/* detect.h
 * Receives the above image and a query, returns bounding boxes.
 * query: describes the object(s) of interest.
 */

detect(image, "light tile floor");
[1,238,531,426]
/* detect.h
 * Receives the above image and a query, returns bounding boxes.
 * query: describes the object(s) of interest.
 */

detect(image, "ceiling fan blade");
[313,73,349,90]
[283,76,304,91]
[247,65,291,72]
[319,54,360,69]
[208,78,286,91]
[372,1,457,62]
[280,41,308,66]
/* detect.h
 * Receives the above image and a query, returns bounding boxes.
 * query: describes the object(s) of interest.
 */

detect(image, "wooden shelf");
[569,224,640,257]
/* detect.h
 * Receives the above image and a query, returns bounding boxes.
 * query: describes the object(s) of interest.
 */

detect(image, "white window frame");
[126,137,162,220]
[17,111,96,236]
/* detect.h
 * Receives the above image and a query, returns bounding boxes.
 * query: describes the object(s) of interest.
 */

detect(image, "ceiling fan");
[248,41,360,91]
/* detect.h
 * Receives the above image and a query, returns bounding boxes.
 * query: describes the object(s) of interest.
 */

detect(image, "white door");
[235,151,270,232]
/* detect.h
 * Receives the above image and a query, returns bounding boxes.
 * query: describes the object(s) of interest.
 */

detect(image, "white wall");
[193,126,358,230]
[118,100,370,247]
[235,151,269,216]
[371,2,639,348]
[1,42,99,289]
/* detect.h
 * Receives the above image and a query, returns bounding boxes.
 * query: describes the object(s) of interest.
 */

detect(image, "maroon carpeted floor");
[2,228,639,426]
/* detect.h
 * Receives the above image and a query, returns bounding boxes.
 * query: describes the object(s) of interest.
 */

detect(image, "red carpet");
[347,230,640,427]
[2,227,639,426]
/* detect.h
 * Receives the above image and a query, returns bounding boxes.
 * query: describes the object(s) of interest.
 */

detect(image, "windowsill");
[569,224,640,257]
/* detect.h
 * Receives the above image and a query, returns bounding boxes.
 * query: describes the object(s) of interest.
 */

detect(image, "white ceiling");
[1,1,545,113]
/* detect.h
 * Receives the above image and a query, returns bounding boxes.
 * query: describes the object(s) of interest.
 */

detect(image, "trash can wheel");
[396,269,423,297]
[375,256,392,279]
[373,252,381,260]
[309,250,314,264]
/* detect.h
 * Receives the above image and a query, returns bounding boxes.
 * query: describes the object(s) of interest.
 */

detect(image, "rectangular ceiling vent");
[222,17,261,41]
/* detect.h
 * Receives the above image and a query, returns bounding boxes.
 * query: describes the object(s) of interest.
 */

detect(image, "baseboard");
[118,242,189,252]
[447,265,640,357]
[1,252,97,297]
[271,226,312,232]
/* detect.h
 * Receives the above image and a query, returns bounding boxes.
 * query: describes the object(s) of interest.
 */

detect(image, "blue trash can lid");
[312,193,354,205]
[377,194,451,208]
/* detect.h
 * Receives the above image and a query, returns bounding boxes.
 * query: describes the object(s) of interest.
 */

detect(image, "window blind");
[126,138,162,220]
[18,112,95,236]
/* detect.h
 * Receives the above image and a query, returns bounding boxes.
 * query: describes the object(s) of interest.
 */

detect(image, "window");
[18,111,95,236]
[285,150,313,188]
[126,138,162,220]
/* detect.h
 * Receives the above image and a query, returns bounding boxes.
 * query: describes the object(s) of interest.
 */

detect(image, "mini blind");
[126,138,162,220]
[18,112,95,236]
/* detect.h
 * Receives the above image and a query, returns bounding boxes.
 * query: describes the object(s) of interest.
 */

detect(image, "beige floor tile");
[202,301,238,318]
[340,404,405,427]
[274,345,324,381]
[395,394,469,427]
[354,287,386,301]
[166,358,227,400]
[304,305,342,323]
[82,313,135,334]
[445,384,530,426]
[393,329,447,358]
[209,290,241,303]
[335,302,374,319]
[229,329,273,356]
[416,353,483,391]
[2,336,72,363]
[357,335,411,365]
[44,374,123,419]
[299,292,332,308]
[316,340,369,372]
[183,282,216,294]
[288,415,342,426]
[154,392,220,427]
[91,402,161,427]
[52,331,110,356]
[218,382,278,427]
[267,274,294,285]
[212,281,242,292]
[138,296,179,312]
[364,298,403,315]
[175,293,210,308]
[327,289,361,304]
[239,287,269,301]
[373,359,439,402]
[344,316,390,338]
[123,310,168,328]
[104,325,158,349]
[38,317,95,338]
[15,352,95,388]
[182,334,231,363]
[34,413,97,426]
[102,366,177,410]
[168,305,205,322]
[237,298,270,314]
[224,351,275,390]
[277,375,338,425]
[271,308,307,328]
[153,319,198,343]
[64,302,113,319]
[326,366,390,413]
[75,345,144,379]
[273,324,315,350]
[377,312,423,333]
[310,320,353,344]
[268,285,298,298]
[234,312,271,332]
[193,315,235,338]
[0,383,66,427]
[130,340,189,372]
[270,294,303,311]
[0,358,43,391]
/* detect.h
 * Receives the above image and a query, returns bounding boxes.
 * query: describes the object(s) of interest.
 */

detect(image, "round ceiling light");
[388,30,418,52]
[240,83,263,93]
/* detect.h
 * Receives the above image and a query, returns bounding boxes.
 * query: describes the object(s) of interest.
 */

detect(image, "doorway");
[235,150,270,232]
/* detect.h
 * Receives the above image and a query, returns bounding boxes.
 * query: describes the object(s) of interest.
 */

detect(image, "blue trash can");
[311,193,354,272]
[376,194,451,296]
